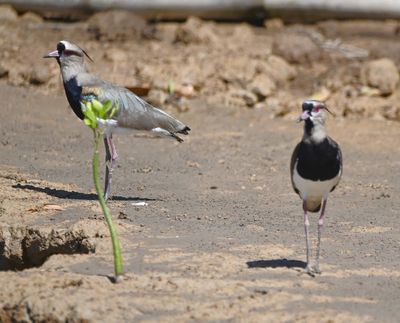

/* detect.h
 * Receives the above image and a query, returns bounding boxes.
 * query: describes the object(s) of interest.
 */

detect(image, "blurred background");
[1,0,400,120]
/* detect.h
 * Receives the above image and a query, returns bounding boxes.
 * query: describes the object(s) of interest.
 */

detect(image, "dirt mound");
[87,10,149,41]
[0,225,95,270]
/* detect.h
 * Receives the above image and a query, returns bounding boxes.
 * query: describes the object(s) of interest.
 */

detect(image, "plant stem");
[92,130,123,279]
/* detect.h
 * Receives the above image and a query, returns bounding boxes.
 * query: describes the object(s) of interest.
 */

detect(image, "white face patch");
[306,109,327,143]
[60,40,73,51]
[309,121,326,143]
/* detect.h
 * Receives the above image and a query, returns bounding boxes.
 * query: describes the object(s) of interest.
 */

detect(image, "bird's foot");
[103,185,111,201]
[305,263,321,277]
[313,264,321,275]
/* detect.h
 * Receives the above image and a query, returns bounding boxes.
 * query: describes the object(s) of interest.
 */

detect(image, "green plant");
[82,99,123,282]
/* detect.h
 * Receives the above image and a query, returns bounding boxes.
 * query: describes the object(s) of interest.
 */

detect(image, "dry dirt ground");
[0,7,400,323]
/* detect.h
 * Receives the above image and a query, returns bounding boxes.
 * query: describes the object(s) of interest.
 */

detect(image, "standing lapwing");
[290,100,342,275]
[44,40,190,200]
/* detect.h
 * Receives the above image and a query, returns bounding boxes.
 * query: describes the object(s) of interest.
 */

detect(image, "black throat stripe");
[63,78,84,120]
[304,118,314,136]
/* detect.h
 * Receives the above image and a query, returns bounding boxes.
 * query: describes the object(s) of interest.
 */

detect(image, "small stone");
[272,33,321,64]
[361,58,399,96]
[153,23,178,43]
[87,10,147,41]
[258,55,297,84]
[0,5,18,21]
[254,102,266,110]
[28,65,52,85]
[265,96,292,118]
[0,65,8,78]
[249,74,276,99]
[235,89,258,107]
[118,212,128,219]
[231,23,254,39]
[146,89,168,107]
[175,16,218,44]
[172,98,191,113]
[310,87,331,102]
[264,18,284,30]
[20,12,43,23]
[220,57,258,84]
[342,96,389,119]
[175,83,196,98]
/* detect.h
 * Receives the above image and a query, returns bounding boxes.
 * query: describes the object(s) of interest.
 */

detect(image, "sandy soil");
[1,8,400,322]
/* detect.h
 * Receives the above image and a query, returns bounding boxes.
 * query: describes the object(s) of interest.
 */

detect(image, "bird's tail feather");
[170,133,184,142]
[177,126,191,135]
[172,125,190,142]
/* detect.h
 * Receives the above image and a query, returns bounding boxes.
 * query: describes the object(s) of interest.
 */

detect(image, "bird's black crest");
[57,42,66,53]
[78,45,94,62]
[302,101,315,111]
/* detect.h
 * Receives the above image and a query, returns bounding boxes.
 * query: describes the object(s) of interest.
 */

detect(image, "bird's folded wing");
[77,73,188,134]
[290,142,301,195]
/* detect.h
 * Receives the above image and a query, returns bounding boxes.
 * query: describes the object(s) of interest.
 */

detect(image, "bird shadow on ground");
[246,258,306,269]
[12,183,158,202]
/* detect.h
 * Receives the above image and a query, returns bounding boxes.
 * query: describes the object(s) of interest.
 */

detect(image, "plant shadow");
[246,258,306,269]
[12,183,158,202]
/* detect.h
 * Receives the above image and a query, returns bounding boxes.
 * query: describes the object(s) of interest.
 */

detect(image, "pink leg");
[303,200,313,274]
[109,136,118,169]
[315,198,327,274]
[103,135,118,201]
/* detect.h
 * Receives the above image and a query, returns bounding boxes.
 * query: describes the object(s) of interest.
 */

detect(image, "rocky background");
[1,5,400,120]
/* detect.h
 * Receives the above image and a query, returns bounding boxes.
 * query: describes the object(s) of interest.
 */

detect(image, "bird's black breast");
[63,78,84,120]
[295,138,341,181]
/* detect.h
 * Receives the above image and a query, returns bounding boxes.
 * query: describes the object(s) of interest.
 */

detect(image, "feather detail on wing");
[81,85,104,98]
[76,73,190,141]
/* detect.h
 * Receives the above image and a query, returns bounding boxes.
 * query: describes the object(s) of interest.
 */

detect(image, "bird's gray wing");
[290,142,301,195]
[76,73,190,137]
[327,136,343,192]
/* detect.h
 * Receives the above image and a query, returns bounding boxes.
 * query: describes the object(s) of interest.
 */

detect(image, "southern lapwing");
[44,40,190,200]
[290,100,342,275]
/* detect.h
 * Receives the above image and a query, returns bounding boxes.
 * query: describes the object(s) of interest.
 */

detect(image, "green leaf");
[109,106,118,119]
[83,106,97,129]
[82,99,119,129]
[91,99,103,114]
[83,118,92,127]
[103,100,112,112]
[103,100,115,119]
[82,104,92,118]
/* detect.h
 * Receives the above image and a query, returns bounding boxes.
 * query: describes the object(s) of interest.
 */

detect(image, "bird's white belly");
[293,167,340,200]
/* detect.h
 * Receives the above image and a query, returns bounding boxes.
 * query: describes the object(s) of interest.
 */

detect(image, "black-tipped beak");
[297,110,310,123]
[43,50,59,59]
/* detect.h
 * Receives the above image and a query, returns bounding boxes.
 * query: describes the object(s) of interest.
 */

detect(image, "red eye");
[313,107,320,113]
